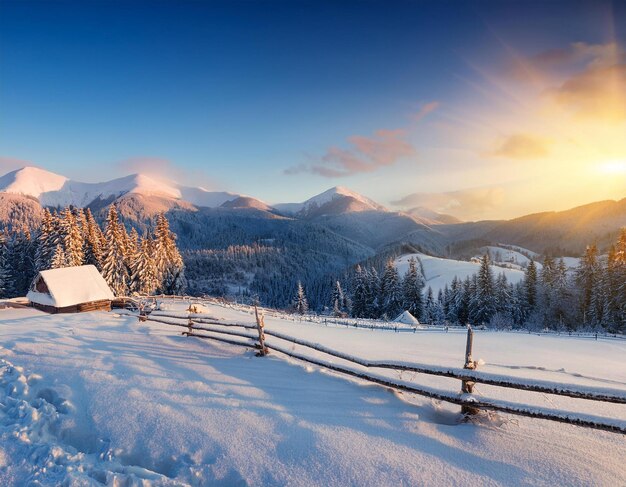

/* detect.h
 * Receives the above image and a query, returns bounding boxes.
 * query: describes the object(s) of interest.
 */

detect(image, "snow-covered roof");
[393,310,420,325]
[27,265,114,308]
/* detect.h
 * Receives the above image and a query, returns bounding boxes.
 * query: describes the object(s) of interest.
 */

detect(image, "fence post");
[186,302,194,335]
[461,324,479,416]
[254,306,268,356]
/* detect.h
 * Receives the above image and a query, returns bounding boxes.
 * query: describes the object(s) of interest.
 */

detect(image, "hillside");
[438,199,626,256]
[395,252,525,295]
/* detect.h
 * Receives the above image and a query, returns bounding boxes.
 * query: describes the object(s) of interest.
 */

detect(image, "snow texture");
[395,252,525,294]
[0,300,624,486]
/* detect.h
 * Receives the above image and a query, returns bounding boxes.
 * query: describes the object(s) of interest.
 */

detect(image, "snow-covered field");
[1,300,625,486]
[395,253,525,294]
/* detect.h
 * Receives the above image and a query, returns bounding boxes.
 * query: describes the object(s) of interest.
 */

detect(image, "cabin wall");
[31,300,111,314]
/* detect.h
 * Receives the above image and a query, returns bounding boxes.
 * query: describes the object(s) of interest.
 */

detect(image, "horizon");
[1,0,625,220]
[0,163,623,222]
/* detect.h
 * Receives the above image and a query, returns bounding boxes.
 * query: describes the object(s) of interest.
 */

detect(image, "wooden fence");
[139,307,626,435]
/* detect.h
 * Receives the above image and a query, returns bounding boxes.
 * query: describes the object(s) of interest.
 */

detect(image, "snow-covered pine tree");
[7,231,36,296]
[491,273,511,328]
[34,208,57,271]
[474,254,496,325]
[292,281,308,314]
[130,235,159,295]
[350,265,368,318]
[101,205,130,296]
[434,289,445,325]
[576,244,601,326]
[523,259,538,318]
[50,243,68,269]
[423,286,435,324]
[83,208,104,269]
[60,207,85,267]
[402,257,424,320]
[154,213,186,295]
[380,260,402,319]
[331,280,345,316]
[0,232,10,298]
[613,229,626,331]
[366,267,380,319]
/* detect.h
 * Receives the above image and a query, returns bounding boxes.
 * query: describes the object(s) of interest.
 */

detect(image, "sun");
[597,159,626,175]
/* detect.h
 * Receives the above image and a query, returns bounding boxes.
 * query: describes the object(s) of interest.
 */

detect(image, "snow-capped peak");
[0,166,69,198]
[275,186,387,216]
[0,167,244,209]
[306,186,384,209]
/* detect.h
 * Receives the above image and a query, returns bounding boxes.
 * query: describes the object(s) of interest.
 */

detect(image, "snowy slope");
[395,253,525,294]
[0,166,245,209]
[0,302,624,486]
[481,245,534,268]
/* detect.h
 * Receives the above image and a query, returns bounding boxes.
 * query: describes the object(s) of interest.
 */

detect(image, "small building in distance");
[393,310,420,326]
[27,265,115,313]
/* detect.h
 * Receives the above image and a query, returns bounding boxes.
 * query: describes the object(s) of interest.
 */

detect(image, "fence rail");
[140,308,626,435]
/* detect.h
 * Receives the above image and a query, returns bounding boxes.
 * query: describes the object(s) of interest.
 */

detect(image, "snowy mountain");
[275,186,387,217]
[438,198,626,256]
[0,166,247,209]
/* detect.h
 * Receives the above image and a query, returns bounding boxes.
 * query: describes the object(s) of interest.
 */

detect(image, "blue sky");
[1,1,624,219]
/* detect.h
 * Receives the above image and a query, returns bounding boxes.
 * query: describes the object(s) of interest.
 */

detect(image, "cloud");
[533,42,621,69]
[411,101,440,122]
[548,63,626,121]
[510,42,626,122]
[392,187,506,221]
[285,128,415,178]
[115,157,219,189]
[492,133,551,159]
[0,156,35,174]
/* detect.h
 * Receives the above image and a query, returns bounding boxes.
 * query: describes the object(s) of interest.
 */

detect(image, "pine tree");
[446,276,462,323]
[331,280,345,316]
[83,208,104,269]
[7,231,36,296]
[423,286,435,324]
[613,229,626,331]
[523,259,538,319]
[101,205,130,296]
[380,260,402,318]
[50,243,68,269]
[351,265,368,318]
[60,207,84,267]
[130,235,159,295]
[474,254,496,325]
[35,208,57,271]
[402,257,424,319]
[576,244,601,327]
[293,281,308,314]
[0,233,10,298]
[366,267,381,318]
[154,213,186,294]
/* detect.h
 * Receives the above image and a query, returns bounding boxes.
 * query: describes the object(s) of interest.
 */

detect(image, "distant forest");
[0,203,624,333]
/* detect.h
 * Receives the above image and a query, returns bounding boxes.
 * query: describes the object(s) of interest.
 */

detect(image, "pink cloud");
[411,101,440,122]
[0,156,36,174]
[286,128,416,178]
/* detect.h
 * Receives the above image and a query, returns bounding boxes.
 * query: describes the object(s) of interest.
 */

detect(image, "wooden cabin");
[27,265,115,313]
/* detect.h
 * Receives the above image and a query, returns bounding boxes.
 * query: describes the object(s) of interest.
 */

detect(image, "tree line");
[293,230,626,332]
[0,205,185,298]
